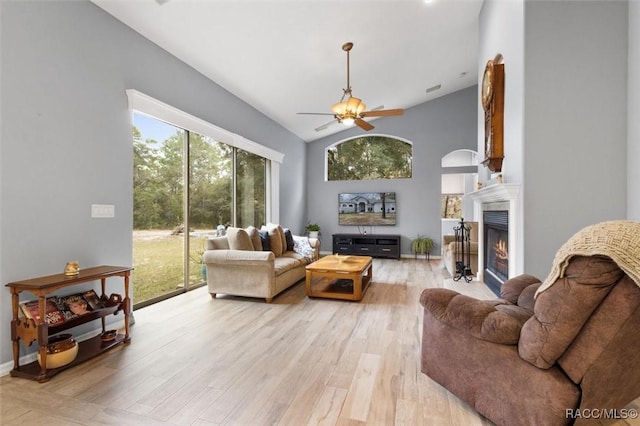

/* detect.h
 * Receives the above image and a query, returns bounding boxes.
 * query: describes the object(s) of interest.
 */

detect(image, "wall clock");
[482,55,505,172]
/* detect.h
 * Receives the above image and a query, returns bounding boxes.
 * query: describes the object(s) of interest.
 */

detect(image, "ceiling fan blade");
[361,108,405,117]
[355,118,374,131]
[315,118,339,132]
[297,112,335,116]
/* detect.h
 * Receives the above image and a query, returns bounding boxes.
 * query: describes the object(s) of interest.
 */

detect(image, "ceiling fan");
[298,42,404,132]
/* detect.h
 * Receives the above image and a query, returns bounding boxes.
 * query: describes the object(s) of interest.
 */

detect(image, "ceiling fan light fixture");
[331,101,347,115]
[300,42,404,133]
[331,96,366,117]
[347,96,366,115]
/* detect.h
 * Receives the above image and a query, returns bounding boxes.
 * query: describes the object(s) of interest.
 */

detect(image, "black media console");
[332,234,401,260]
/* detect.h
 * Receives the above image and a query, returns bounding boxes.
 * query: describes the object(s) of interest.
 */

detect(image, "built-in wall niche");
[441,173,477,219]
[440,149,479,250]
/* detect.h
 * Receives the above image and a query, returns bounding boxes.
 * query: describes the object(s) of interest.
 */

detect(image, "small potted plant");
[190,237,208,281]
[306,222,321,239]
[412,235,433,260]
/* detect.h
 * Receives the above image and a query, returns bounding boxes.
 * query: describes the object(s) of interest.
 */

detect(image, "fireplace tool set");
[453,218,473,283]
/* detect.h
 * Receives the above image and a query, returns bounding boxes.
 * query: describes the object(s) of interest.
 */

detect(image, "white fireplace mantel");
[468,183,521,285]
[468,183,520,204]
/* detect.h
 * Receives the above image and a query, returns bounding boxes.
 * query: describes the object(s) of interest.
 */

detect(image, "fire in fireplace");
[484,210,509,296]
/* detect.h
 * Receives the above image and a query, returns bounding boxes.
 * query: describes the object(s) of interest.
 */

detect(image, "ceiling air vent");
[426,84,441,94]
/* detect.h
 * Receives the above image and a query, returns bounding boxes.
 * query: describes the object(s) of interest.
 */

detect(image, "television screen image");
[338,192,396,226]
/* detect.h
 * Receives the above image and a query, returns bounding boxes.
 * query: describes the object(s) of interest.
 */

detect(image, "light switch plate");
[91,204,115,218]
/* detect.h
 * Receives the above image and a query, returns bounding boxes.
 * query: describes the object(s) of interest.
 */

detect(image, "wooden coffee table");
[305,255,373,301]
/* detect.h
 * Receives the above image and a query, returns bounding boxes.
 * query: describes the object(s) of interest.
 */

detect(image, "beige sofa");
[203,224,319,303]
[442,221,478,277]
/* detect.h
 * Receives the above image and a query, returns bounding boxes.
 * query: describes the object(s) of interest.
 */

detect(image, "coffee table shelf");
[305,255,373,301]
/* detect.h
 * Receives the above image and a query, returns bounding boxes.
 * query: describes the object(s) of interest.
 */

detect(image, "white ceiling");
[92,0,483,142]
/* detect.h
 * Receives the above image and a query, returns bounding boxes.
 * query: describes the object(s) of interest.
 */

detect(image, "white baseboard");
[319,250,441,260]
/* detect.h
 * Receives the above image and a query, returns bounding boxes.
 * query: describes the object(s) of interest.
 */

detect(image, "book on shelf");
[19,290,105,325]
[19,299,66,326]
[82,290,105,310]
[63,293,93,317]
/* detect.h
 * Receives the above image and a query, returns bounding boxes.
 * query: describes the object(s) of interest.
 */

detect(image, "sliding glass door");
[132,112,266,308]
[187,133,232,286]
[133,115,186,306]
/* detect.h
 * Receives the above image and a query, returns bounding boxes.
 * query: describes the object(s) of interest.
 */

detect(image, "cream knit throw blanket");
[535,220,640,298]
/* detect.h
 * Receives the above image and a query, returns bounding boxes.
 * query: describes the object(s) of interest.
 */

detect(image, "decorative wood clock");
[481,55,505,172]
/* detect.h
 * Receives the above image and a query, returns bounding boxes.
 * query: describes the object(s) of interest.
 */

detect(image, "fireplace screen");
[483,210,509,295]
[486,227,508,282]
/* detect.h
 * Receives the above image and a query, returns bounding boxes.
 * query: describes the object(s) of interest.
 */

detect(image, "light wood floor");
[2,259,639,426]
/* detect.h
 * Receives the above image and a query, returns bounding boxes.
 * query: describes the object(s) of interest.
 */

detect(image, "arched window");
[326,135,413,181]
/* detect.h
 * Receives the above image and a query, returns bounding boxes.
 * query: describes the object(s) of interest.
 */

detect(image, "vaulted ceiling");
[93,0,483,142]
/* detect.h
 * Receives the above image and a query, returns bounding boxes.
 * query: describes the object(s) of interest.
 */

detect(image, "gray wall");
[306,86,478,255]
[0,0,305,366]
[522,0,628,278]
[479,0,630,280]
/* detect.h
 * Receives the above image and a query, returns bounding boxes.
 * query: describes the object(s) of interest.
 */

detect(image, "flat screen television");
[338,192,396,226]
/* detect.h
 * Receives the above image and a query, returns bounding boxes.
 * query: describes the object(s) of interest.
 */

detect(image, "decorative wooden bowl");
[37,333,78,369]
[101,330,117,342]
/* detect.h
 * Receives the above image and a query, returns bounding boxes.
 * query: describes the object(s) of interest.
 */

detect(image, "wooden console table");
[6,265,132,382]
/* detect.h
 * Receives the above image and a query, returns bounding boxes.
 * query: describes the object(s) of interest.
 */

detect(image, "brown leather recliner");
[420,255,640,426]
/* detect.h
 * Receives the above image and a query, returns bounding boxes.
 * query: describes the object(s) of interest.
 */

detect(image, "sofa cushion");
[273,256,304,275]
[267,223,287,252]
[262,224,284,257]
[226,227,254,251]
[245,226,262,251]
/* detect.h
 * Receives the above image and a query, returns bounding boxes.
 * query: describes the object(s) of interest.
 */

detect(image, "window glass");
[236,148,266,228]
[133,112,268,308]
[327,136,412,181]
[442,194,463,219]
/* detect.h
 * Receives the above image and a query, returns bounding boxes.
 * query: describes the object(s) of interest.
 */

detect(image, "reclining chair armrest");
[203,249,275,266]
[500,274,542,306]
[420,288,527,345]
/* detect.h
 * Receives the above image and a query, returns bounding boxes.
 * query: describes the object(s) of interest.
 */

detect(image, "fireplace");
[484,210,508,296]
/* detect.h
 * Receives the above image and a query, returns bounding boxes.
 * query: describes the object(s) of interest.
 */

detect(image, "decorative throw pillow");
[283,228,295,252]
[226,227,254,251]
[293,236,315,260]
[245,226,262,251]
[262,224,284,257]
[267,223,287,253]
[259,230,271,251]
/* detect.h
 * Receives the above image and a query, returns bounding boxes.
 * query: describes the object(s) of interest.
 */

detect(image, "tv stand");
[332,233,401,259]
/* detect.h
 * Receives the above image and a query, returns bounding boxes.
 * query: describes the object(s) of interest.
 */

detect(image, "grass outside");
[338,212,396,226]
[133,230,210,304]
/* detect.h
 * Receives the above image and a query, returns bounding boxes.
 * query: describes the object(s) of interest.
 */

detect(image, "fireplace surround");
[468,183,521,295]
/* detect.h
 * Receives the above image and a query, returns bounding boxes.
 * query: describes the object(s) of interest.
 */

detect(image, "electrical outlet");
[91,204,115,218]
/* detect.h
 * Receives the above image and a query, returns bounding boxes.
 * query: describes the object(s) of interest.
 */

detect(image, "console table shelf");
[6,265,132,382]
[332,234,401,259]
